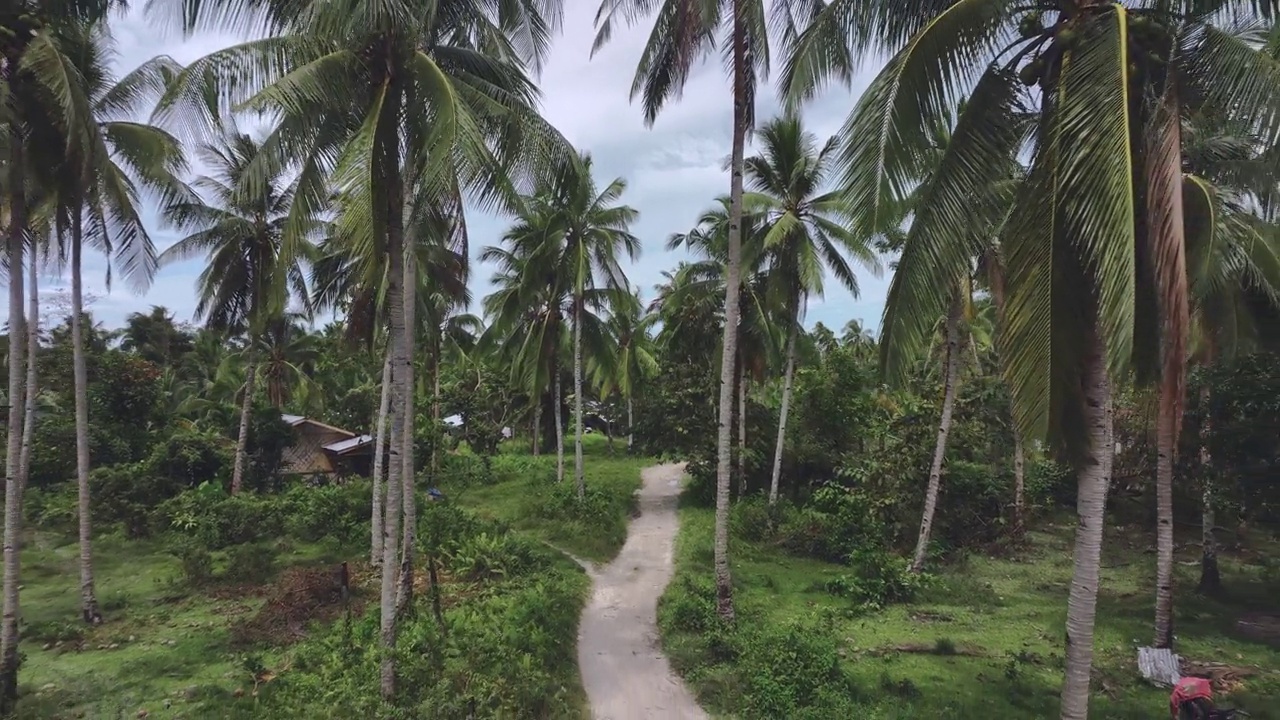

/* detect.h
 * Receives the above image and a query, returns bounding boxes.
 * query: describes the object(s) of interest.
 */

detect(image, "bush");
[23,485,78,530]
[170,541,214,587]
[736,618,858,718]
[148,429,231,489]
[282,482,371,544]
[437,453,494,488]
[157,486,285,549]
[822,549,927,608]
[225,543,278,583]
[91,463,175,538]
[776,485,889,564]
[444,531,540,581]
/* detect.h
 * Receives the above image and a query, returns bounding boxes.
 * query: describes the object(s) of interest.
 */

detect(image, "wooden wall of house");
[282,423,353,474]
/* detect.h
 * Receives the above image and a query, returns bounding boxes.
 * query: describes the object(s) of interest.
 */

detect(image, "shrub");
[661,574,721,634]
[170,541,214,587]
[736,618,857,718]
[776,485,889,564]
[157,486,285,549]
[823,549,927,608]
[444,531,540,581]
[225,543,278,583]
[23,485,78,530]
[148,429,231,489]
[282,482,371,544]
[437,453,494,488]
[91,463,174,538]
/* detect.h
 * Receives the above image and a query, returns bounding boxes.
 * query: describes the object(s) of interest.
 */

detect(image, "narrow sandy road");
[577,462,707,720]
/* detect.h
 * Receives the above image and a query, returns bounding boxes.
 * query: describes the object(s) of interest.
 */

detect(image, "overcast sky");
[26,2,883,334]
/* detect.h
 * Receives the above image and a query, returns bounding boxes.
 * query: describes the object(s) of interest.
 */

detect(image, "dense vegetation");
[3,0,1280,719]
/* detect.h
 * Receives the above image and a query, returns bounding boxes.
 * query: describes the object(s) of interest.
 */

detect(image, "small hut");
[280,414,374,476]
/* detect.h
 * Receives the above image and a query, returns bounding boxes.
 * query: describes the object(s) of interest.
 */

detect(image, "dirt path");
[577,462,707,720]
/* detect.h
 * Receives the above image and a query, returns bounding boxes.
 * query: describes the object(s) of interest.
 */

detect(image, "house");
[280,414,374,476]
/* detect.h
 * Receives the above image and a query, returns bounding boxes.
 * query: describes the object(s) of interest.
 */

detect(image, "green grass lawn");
[454,433,653,563]
[661,503,1280,719]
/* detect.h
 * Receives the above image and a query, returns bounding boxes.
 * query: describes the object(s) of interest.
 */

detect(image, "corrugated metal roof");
[442,414,463,427]
[323,434,374,454]
[281,413,306,426]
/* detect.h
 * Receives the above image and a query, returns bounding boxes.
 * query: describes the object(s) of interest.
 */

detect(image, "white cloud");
[5,0,887,334]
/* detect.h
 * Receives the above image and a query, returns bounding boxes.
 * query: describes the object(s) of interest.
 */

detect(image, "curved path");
[577,462,707,720]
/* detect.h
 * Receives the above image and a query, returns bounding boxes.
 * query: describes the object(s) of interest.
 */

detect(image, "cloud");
[5,0,887,335]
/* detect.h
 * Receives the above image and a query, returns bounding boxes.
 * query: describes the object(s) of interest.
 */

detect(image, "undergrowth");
[660,503,1280,719]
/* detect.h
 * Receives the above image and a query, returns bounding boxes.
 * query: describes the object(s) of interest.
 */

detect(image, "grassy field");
[13,437,650,719]
[661,503,1280,719]
[454,433,652,563]
[16,532,347,719]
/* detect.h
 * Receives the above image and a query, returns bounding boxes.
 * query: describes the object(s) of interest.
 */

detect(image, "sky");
[26,1,884,334]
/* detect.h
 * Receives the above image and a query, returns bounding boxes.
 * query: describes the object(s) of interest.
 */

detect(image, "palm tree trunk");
[738,369,747,500]
[911,295,963,573]
[431,337,441,476]
[1059,328,1115,720]
[71,214,102,624]
[395,189,416,617]
[231,360,257,494]
[1197,382,1219,595]
[1012,430,1026,539]
[768,313,799,506]
[371,356,391,567]
[554,357,565,483]
[574,299,585,499]
[532,395,542,456]
[1153,377,1177,648]
[1,132,28,707]
[19,237,38,491]
[711,2,749,622]
[626,396,634,453]
[378,115,407,701]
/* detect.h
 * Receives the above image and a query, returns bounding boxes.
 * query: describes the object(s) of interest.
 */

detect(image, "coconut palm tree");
[483,160,639,497]
[160,131,315,495]
[743,114,881,506]
[53,25,188,626]
[784,2,1280,716]
[1179,119,1280,601]
[552,156,640,497]
[0,1,140,699]
[591,288,658,452]
[594,0,797,620]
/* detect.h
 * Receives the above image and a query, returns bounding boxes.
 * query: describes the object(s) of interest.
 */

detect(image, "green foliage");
[242,407,294,491]
[225,543,278,583]
[157,487,286,549]
[437,452,495,488]
[443,531,538,581]
[280,482,372,545]
[91,463,174,538]
[148,428,232,489]
[489,454,556,484]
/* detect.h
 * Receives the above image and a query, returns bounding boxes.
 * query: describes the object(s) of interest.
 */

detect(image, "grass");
[660,502,1280,719]
[14,437,649,718]
[454,432,653,563]
[15,532,348,719]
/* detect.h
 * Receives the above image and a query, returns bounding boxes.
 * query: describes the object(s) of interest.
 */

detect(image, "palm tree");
[784,2,1280,716]
[594,0,789,621]
[591,288,658,452]
[120,306,194,367]
[744,115,880,506]
[160,131,314,495]
[553,156,640,497]
[484,158,639,497]
[160,0,573,693]
[1179,120,1280,601]
[666,201,785,493]
[0,0,135,704]
[56,26,188,626]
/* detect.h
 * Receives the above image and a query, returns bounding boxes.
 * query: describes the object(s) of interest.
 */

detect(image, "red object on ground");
[1170,677,1214,719]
